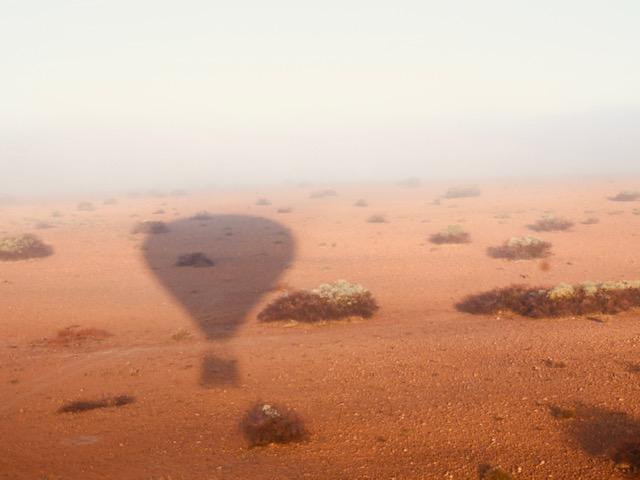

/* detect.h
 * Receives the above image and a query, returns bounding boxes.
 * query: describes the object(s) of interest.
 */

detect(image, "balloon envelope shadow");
[143,215,295,387]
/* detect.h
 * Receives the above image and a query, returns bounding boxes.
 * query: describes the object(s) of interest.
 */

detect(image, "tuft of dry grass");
[103,198,118,205]
[255,198,272,206]
[457,280,640,318]
[581,217,599,225]
[481,467,516,480]
[176,252,214,267]
[366,214,387,224]
[258,280,378,323]
[613,438,640,474]
[443,185,481,199]
[240,402,308,447]
[309,189,337,199]
[131,220,169,234]
[58,395,135,413]
[354,199,368,207]
[429,225,470,244]
[77,202,95,211]
[487,236,551,260]
[528,215,573,232]
[0,234,52,261]
[171,328,192,342]
[190,211,213,221]
[610,191,640,202]
[47,326,112,346]
[277,207,293,213]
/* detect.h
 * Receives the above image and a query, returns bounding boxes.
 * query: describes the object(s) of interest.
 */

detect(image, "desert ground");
[2,178,640,480]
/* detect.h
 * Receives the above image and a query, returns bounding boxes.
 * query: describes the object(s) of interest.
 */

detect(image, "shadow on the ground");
[143,215,295,387]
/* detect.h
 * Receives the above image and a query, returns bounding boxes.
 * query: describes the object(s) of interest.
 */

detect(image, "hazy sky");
[2,1,639,194]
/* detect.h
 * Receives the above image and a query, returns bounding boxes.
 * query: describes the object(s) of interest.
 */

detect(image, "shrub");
[258,280,378,323]
[354,199,368,207]
[190,211,213,221]
[240,402,308,447]
[429,225,470,244]
[48,326,112,346]
[58,395,134,413]
[613,438,640,473]
[77,202,95,211]
[488,236,551,260]
[131,220,169,234]
[457,280,640,318]
[610,191,640,202]
[443,185,481,199]
[397,177,421,188]
[309,189,337,199]
[103,198,118,205]
[176,252,214,267]
[277,207,293,214]
[255,198,272,206]
[481,467,515,480]
[0,234,52,261]
[581,217,599,225]
[528,215,573,232]
[633,209,640,216]
[366,214,387,224]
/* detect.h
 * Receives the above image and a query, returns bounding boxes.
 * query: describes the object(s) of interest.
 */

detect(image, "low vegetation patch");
[487,236,551,260]
[481,467,515,480]
[429,225,470,244]
[581,216,599,225]
[255,198,272,206]
[610,191,640,202]
[528,215,573,232]
[633,208,640,216]
[190,211,213,221]
[277,207,293,214]
[103,198,118,205]
[176,252,214,267]
[240,402,308,447]
[77,201,95,211]
[58,395,135,413]
[309,189,337,199]
[443,185,481,199]
[613,438,640,474]
[258,280,378,323]
[366,214,387,223]
[0,234,52,261]
[48,326,112,346]
[457,280,640,318]
[131,220,169,234]
[354,199,368,207]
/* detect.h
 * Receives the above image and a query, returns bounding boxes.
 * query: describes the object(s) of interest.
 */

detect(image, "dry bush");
[190,211,214,221]
[429,225,470,244]
[77,202,95,211]
[131,220,169,234]
[443,185,481,199]
[258,280,378,323]
[58,395,134,413]
[457,280,640,318]
[633,209,640,216]
[0,234,52,261]
[35,222,53,229]
[481,467,515,480]
[487,236,551,260]
[354,199,368,207]
[309,189,337,199]
[240,402,308,447]
[528,215,573,232]
[397,177,421,188]
[610,191,640,202]
[176,252,214,267]
[103,198,118,205]
[581,217,599,225]
[613,438,640,474]
[47,326,112,346]
[277,207,293,213]
[255,198,272,206]
[366,214,387,223]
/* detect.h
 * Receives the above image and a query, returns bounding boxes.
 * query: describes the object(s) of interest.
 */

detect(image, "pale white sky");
[1,1,639,194]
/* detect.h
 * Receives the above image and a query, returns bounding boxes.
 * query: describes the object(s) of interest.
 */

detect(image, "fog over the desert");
[2,0,639,195]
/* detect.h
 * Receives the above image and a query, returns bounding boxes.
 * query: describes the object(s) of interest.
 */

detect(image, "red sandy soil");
[1,178,640,479]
